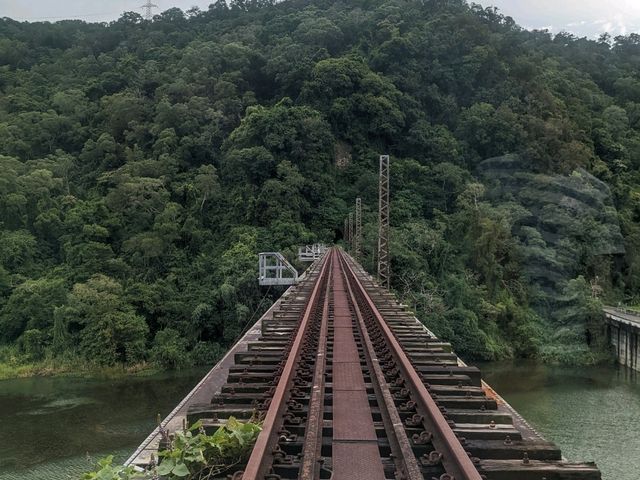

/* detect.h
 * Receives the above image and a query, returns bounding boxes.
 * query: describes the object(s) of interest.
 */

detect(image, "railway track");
[186,248,600,480]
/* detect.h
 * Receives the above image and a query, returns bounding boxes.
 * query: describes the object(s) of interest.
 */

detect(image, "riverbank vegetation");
[0,343,166,379]
[1,0,639,371]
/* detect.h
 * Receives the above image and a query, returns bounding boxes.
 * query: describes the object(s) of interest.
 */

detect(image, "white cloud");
[584,13,630,36]
[490,0,640,38]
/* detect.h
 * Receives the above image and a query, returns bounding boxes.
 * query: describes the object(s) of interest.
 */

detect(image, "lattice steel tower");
[344,217,349,245]
[141,1,159,20]
[377,155,390,289]
[355,198,362,260]
[348,212,354,253]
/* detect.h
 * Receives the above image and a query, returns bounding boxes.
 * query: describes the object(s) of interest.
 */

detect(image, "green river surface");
[0,368,208,480]
[478,361,640,480]
[0,363,637,480]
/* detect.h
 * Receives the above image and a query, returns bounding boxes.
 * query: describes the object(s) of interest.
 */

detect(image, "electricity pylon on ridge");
[141,1,159,20]
[377,155,390,289]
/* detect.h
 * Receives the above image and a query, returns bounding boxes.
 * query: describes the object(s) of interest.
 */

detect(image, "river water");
[478,361,640,480]
[0,363,637,480]
[0,369,207,480]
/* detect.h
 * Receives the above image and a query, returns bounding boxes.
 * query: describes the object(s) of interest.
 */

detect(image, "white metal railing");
[258,252,299,286]
[298,243,328,262]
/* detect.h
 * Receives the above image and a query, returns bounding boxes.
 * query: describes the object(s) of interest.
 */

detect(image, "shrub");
[151,328,189,369]
[19,329,48,360]
[190,342,224,366]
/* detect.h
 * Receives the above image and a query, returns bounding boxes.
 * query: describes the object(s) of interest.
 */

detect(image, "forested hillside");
[1,0,639,372]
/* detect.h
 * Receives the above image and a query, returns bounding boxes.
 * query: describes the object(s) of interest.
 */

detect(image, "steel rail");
[241,251,332,480]
[339,249,484,480]
[339,253,424,480]
[299,253,332,480]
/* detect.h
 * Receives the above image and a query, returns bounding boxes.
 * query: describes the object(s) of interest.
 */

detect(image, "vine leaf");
[171,463,190,477]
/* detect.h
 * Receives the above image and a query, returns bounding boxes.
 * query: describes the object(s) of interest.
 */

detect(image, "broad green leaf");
[189,419,203,431]
[171,463,191,477]
[157,459,175,476]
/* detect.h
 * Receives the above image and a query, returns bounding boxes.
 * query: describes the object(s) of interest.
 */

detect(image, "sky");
[1,0,640,38]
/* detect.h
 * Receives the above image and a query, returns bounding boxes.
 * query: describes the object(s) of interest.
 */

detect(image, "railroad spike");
[420,451,443,466]
[406,413,424,427]
[412,431,434,445]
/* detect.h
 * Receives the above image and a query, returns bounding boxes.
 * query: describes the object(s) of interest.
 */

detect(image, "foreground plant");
[82,417,262,480]
[81,455,148,480]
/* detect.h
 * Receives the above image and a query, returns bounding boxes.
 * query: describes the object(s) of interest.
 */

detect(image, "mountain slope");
[1,0,639,369]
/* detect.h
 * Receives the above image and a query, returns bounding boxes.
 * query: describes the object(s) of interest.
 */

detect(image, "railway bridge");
[127,248,601,480]
[604,306,640,372]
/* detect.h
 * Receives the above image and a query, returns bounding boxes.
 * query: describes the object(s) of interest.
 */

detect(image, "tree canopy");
[0,0,638,368]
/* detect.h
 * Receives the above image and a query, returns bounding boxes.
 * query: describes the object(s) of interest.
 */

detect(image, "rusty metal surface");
[333,313,353,328]
[330,252,386,477]
[137,247,600,480]
[332,337,360,363]
[241,252,332,480]
[340,252,425,480]
[332,442,386,480]
[332,390,378,441]
[299,259,332,480]
[124,265,317,467]
[339,249,484,480]
[332,363,366,390]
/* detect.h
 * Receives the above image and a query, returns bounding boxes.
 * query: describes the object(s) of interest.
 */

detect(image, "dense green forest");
[1,0,639,374]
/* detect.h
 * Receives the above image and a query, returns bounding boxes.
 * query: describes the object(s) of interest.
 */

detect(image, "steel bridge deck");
[129,248,601,480]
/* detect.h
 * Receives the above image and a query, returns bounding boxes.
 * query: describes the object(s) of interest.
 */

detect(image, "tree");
[60,275,148,365]
[193,165,220,212]
[0,278,67,342]
[301,57,405,144]
[0,230,37,273]
[151,328,189,369]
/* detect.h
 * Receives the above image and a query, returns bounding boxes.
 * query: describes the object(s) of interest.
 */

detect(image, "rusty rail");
[298,257,332,480]
[340,252,424,480]
[241,251,331,479]
[179,247,600,480]
[241,248,483,480]
[338,250,484,480]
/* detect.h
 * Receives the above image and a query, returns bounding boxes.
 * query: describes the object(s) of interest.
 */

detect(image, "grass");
[0,345,161,380]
